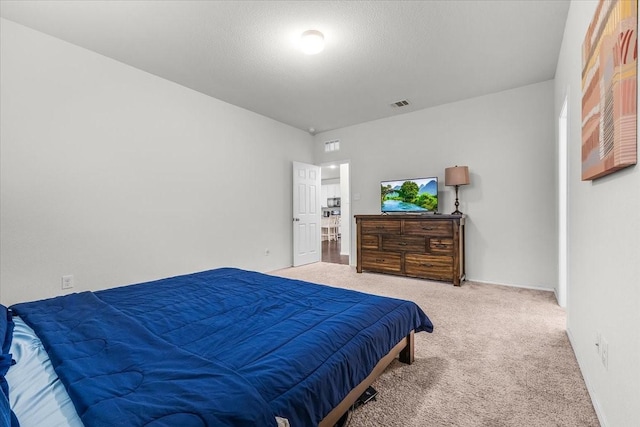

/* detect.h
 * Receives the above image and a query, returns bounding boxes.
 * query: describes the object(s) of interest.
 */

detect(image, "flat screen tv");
[381,177,438,213]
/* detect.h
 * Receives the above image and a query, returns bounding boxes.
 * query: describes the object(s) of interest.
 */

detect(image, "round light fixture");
[300,30,324,55]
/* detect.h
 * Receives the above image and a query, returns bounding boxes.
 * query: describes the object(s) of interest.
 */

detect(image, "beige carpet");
[272,263,599,427]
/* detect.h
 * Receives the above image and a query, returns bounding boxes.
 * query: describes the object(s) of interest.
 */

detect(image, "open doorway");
[320,161,350,265]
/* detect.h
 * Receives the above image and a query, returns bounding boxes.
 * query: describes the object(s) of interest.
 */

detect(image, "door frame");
[320,160,351,265]
[558,93,569,308]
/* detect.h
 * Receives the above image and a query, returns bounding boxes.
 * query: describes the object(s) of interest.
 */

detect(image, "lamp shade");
[445,166,470,186]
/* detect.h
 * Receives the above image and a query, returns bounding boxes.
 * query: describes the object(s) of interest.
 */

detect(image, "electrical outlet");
[61,275,74,289]
[595,331,601,355]
[601,337,608,369]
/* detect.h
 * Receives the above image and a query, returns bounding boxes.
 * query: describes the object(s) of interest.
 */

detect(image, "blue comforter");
[12,268,433,426]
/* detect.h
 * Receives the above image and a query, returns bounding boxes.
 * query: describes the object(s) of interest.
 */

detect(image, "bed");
[1,267,433,426]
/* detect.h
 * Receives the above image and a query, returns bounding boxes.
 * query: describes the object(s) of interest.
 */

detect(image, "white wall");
[314,81,557,290]
[554,2,640,426]
[0,19,314,306]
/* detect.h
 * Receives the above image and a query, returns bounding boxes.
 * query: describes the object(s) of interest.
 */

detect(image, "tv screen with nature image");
[381,177,438,213]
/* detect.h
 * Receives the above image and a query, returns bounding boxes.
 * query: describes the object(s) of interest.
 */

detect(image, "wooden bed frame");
[318,330,415,427]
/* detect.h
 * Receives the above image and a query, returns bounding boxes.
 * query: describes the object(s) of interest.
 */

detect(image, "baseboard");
[566,327,607,427]
[466,278,554,293]
[552,287,560,305]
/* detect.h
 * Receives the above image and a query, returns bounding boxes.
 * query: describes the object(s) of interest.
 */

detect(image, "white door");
[292,161,321,266]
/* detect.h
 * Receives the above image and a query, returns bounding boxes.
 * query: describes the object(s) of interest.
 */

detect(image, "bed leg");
[398,330,415,365]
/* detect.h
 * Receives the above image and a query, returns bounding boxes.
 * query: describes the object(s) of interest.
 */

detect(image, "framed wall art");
[582,0,638,180]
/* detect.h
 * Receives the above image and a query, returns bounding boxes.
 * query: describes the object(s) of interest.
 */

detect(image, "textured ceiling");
[0,0,570,134]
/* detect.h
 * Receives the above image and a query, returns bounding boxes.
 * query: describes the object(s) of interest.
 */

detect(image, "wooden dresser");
[355,214,465,286]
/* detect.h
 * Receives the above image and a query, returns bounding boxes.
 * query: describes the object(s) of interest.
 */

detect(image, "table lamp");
[445,166,470,215]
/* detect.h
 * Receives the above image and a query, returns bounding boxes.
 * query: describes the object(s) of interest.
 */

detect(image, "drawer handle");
[375,226,385,229]
[434,244,447,248]
[422,227,435,230]
[398,242,407,246]
[375,258,386,263]
[420,263,434,267]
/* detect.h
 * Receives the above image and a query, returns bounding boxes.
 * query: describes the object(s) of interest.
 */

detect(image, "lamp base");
[451,186,464,216]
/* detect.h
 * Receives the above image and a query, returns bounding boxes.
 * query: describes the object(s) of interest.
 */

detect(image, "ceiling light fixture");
[300,30,324,55]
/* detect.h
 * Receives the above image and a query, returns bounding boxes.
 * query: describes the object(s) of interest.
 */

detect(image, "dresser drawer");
[361,220,401,234]
[361,250,402,273]
[382,235,426,252]
[405,254,453,280]
[404,220,453,237]
[429,238,454,255]
[361,234,380,250]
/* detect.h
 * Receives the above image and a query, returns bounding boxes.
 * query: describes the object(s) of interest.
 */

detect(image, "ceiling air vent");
[324,139,340,152]
[391,99,410,108]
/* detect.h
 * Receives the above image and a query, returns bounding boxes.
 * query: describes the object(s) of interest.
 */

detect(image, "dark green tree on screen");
[398,181,419,203]
[381,184,393,205]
